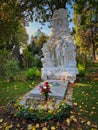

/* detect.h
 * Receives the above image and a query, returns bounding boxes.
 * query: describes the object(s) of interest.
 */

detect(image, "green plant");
[0,79,39,105]
[4,58,20,81]
[25,67,41,80]
[0,49,11,77]
[12,98,70,122]
[73,80,98,126]
[22,48,34,68]
[35,68,41,77]
[78,63,86,75]
[33,57,42,68]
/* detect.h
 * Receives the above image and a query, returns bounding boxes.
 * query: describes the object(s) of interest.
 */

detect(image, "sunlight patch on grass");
[76,83,91,87]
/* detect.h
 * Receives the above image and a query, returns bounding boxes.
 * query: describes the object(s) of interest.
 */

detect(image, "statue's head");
[52,8,69,33]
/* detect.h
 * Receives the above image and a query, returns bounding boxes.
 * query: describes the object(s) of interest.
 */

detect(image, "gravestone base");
[23,80,68,100]
[41,66,78,83]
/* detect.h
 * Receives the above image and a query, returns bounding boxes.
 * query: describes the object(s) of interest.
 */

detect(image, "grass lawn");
[0,63,98,129]
[73,80,98,129]
[0,79,40,105]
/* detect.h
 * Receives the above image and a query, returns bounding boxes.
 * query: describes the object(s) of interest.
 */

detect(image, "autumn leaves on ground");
[0,63,98,130]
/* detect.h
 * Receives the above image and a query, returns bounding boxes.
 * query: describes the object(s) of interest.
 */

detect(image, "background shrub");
[78,63,86,76]
[25,67,41,80]
[4,58,20,81]
[0,49,11,77]
[22,48,34,68]
[33,57,42,68]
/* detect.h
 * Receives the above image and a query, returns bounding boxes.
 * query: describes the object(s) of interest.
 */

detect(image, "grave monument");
[24,8,78,101]
[41,8,78,83]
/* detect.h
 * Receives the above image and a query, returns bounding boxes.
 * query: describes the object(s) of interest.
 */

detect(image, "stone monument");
[23,8,78,101]
[41,8,78,83]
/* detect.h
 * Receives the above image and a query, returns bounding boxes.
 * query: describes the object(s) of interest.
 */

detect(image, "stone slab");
[28,80,68,100]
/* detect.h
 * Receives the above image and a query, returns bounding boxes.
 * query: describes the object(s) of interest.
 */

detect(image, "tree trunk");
[91,26,96,61]
[55,0,66,9]
[92,42,96,61]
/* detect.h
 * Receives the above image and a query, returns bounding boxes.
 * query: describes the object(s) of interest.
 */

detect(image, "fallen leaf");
[27,124,32,130]
[92,107,95,110]
[5,126,9,130]
[40,123,45,127]
[82,91,85,94]
[17,123,20,128]
[96,102,98,104]
[35,123,39,128]
[72,118,77,122]
[51,126,56,130]
[90,111,94,114]
[42,127,48,130]
[8,123,13,128]
[0,119,3,123]
[0,126,3,129]
[4,123,8,127]
[87,121,91,126]
[32,126,36,130]
[78,113,81,115]
[44,122,47,126]
[91,124,98,128]
[82,102,84,105]
[66,118,71,126]
[81,119,86,123]
[79,105,82,108]
[74,102,77,106]
[91,128,97,130]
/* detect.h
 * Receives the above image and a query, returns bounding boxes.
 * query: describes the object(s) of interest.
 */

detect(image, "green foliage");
[73,62,98,127]
[78,63,85,75]
[73,80,98,125]
[73,0,98,60]
[36,34,49,48]
[33,57,42,68]
[19,0,67,23]
[0,49,11,77]
[0,80,38,105]
[77,53,87,75]
[22,47,42,69]
[0,1,29,50]
[0,0,21,44]
[30,33,49,56]
[13,24,28,47]
[25,67,41,80]
[22,47,34,68]
[4,58,20,81]
[12,100,70,122]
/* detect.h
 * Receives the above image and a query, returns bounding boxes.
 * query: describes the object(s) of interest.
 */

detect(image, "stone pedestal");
[24,80,68,100]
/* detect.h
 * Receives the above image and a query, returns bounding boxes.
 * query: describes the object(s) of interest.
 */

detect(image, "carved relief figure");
[41,8,78,81]
[55,37,64,66]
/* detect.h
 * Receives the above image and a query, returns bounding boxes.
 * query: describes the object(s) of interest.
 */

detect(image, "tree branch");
[47,0,54,16]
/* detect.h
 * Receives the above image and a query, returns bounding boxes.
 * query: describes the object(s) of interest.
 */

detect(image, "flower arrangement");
[11,98,70,122]
[10,81,71,122]
[39,81,51,101]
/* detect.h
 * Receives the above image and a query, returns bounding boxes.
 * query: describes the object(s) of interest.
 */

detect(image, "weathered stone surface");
[21,9,77,104]
[41,8,78,83]
[28,80,68,100]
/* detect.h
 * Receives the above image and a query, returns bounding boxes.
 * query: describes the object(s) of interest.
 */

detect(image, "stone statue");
[41,8,78,82]
[55,37,64,66]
